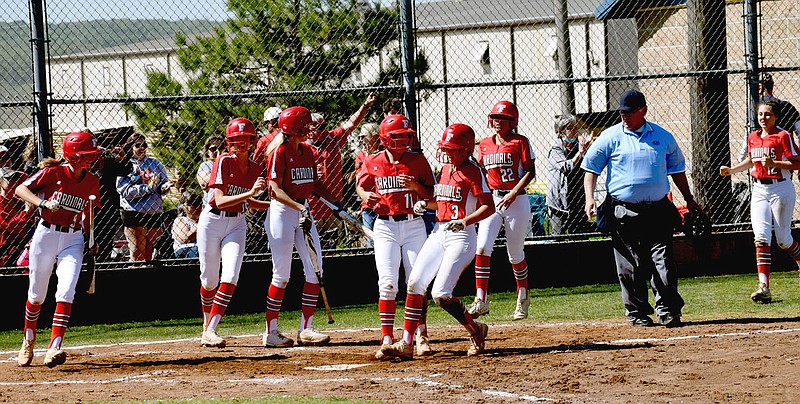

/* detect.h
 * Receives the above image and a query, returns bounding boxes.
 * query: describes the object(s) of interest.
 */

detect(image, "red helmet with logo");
[437,123,476,164]
[225,117,257,149]
[487,100,519,129]
[379,114,415,150]
[278,106,313,137]
[62,131,101,168]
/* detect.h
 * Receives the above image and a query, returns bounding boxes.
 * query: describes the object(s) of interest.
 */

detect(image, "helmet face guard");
[279,106,313,138]
[63,131,101,169]
[487,100,519,129]
[225,118,257,152]
[437,123,475,165]
[380,114,415,151]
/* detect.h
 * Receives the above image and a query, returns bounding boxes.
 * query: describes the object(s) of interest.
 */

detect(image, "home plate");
[305,364,371,371]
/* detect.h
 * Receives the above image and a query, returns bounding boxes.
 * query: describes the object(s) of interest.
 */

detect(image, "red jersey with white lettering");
[477,133,535,190]
[434,159,490,222]
[747,128,798,180]
[269,142,317,200]
[357,150,436,216]
[23,164,100,228]
[208,153,262,212]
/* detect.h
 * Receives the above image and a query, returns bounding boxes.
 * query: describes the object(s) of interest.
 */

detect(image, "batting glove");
[413,200,427,215]
[299,207,313,231]
[443,219,466,232]
[40,200,60,211]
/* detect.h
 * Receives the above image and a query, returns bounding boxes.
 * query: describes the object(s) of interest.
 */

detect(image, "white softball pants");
[27,223,85,304]
[476,193,529,264]
[407,222,477,300]
[266,200,321,287]
[751,180,796,247]
[197,207,247,289]
[373,216,427,300]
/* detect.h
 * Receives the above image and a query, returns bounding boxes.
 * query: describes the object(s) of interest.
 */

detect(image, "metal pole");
[555,0,575,115]
[744,0,759,134]
[30,0,52,159]
[399,0,417,129]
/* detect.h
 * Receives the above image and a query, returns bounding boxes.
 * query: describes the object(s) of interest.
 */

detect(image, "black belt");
[209,207,242,217]
[493,189,525,197]
[610,196,668,209]
[754,177,786,185]
[41,220,80,233]
[377,214,417,222]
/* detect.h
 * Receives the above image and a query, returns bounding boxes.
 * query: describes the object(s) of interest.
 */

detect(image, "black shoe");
[659,314,683,328]
[629,316,654,327]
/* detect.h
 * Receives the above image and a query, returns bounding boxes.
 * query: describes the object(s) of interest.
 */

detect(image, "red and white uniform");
[408,160,490,300]
[358,150,436,344]
[355,150,371,212]
[23,164,100,304]
[308,127,347,221]
[475,134,535,265]
[253,128,280,170]
[747,129,799,248]
[198,153,262,290]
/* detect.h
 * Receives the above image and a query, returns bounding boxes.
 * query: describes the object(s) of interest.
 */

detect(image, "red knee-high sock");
[301,282,320,329]
[23,301,41,341]
[200,286,216,328]
[783,240,800,260]
[49,302,72,349]
[378,299,396,344]
[512,260,529,298]
[474,254,491,301]
[756,245,771,287]
[207,282,236,330]
[401,293,425,345]
[265,284,286,332]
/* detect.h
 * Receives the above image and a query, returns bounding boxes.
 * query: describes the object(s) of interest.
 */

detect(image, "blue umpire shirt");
[581,121,686,204]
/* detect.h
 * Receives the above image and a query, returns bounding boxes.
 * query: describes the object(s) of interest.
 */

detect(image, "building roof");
[415,0,598,31]
[594,0,686,21]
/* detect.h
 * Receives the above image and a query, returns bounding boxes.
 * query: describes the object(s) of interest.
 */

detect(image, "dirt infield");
[3,318,800,403]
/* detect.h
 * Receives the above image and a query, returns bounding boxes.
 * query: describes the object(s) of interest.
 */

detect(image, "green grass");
[2,271,799,351]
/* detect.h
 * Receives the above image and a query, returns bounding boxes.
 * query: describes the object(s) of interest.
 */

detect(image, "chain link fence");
[0,0,797,269]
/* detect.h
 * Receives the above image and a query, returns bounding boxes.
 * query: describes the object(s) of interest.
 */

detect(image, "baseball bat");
[86,195,97,294]
[302,225,335,324]
[318,197,374,240]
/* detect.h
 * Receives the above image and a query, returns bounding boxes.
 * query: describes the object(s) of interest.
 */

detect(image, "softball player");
[381,123,496,359]
[468,100,535,321]
[15,131,101,368]
[263,106,343,348]
[356,114,436,360]
[720,98,800,303]
[198,117,270,348]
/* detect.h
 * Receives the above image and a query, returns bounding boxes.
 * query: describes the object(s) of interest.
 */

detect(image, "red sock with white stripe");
[301,282,320,330]
[207,282,235,331]
[756,245,771,287]
[49,302,72,349]
[23,300,41,342]
[378,299,396,344]
[400,293,424,345]
[783,239,800,260]
[474,254,491,301]
[200,286,216,328]
[265,284,285,333]
[512,260,529,299]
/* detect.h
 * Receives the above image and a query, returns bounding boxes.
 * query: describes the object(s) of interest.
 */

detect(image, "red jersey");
[309,126,347,219]
[207,153,262,212]
[253,128,280,171]
[747,129,798,180]
[269,142,317,200]
[357,150,436,216]
[434,160,490,222]
[23,164,100,228]
[355,150,370,210]
[477,133,535,190]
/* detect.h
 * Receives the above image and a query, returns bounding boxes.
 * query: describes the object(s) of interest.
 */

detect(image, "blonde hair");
[361,123,379,137]
[265,132,286,159]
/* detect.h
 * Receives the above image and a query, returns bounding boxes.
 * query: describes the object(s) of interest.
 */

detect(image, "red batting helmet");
[279,106,313,137]
[488,100,519,129]
[379,114,415,150]
[62,131,101,168]
[437,123,476,165]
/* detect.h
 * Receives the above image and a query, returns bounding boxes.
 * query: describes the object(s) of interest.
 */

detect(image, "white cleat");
[17,339,34,367]
[467,297,490,318]
[43,347,66,368]
[200,329,226,348]
[513,297,530,321]
[264,329,294,348]
[297,328,331,346]
[415,336,433,357]
[467,322,488,357]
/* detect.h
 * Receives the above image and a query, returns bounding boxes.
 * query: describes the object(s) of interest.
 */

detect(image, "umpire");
[581,89,702,328]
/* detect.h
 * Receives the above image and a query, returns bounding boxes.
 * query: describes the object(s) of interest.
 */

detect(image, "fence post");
[30,0,52,160]
[554,0,575,116]
[744,0,759,140]
[399,0,417,129]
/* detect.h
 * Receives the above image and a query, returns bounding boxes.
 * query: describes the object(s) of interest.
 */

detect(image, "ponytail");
[265,131,287,157]
[39,157,62,168]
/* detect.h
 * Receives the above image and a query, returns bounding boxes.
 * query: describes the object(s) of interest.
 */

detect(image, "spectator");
[350,123,380,246]
[172,189,203,259]
[307,92,377,242]
[117,134,173,262]
[0,168,34,267]
[197,135,225,205]
[93,129,133,262]
[582,89,701,328]
[546,114,594,235]
[253,106,283,168]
